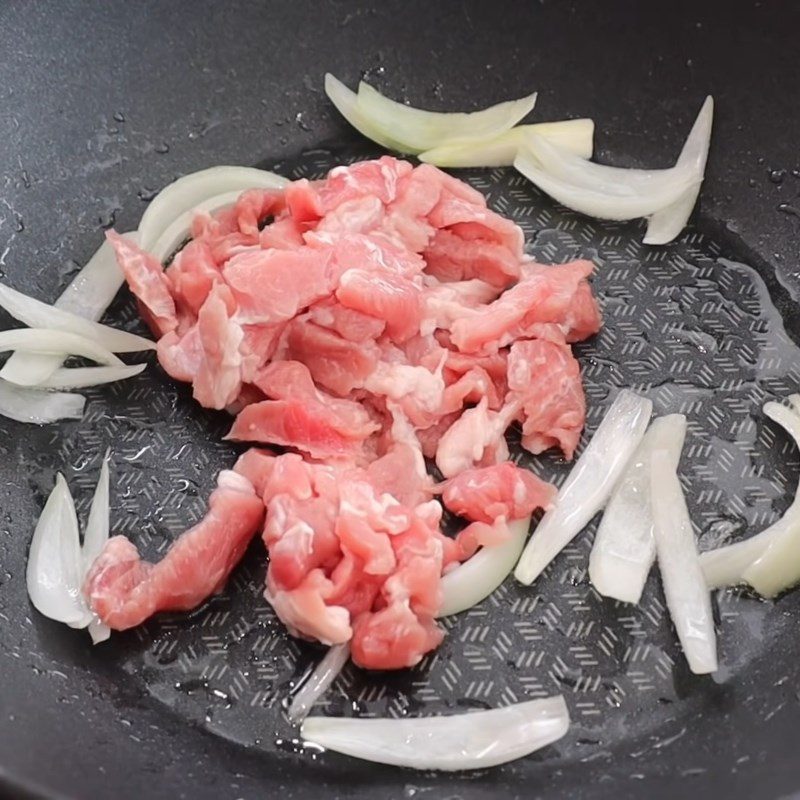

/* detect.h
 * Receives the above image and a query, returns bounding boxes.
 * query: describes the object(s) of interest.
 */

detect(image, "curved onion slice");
[137,166,288,252]
[650,449,717,674]
[0,328,123,369]
[35,363,146,390]
[355,79,537,155]
[26,474,86,624]
[288,644,350,724]
[81,452,112,642]
[324,74,411,152]
[515,137,698,221]
[0,232,139,386]
[589,414,687,604]
[515,390,652,585]
[419,119,594,167]
[0,379,85,423]
[644,97,713,245]
[439,517,530,617]
[149,189,243,263]
[0,283,155,354]
[301,695,569,771]
[700,398,800,597]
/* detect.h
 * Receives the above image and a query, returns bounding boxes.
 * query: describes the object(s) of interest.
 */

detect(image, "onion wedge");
[589,414,687,604]
[26,474,86,624]
[35,363,146,390]
[644,96,714,245]
[301,695,569,771]
[150,189,243,263]
[515,136,698,221]
[137,166,287,252]
[419,119,594,167]
[355,79,537,155]
[700,397,800,597]
[0,329,123,369]
[0,232,138,386]
[650,449,717,674]
[0,283,155,354]
[439,517,531,617]
[514,390,652,585]
[288,644,350,724]
[0,379,85,423]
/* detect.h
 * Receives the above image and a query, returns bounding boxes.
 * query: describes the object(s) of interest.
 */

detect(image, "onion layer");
[0,232,139,386]
[700,397,800,597]
[36,364,146,390]
[419,119,594,167]
[514,390,652,585]
[301,695,569,771]
[650,450,717,674]
[0,379,85,424]
[589,414,687,604]
[288,644,350,724]
[0,329,123,371]
[439,516,530,617]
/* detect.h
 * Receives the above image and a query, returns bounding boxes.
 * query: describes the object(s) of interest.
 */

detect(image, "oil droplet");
[778,203,800,218]
[154,142,170,154]
[113,112,125,123]
[99,210,117,229]
[768,169,786,185]
[137,187,158,202]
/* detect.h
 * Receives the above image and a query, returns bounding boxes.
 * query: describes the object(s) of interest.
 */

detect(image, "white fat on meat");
[364,359,445,413]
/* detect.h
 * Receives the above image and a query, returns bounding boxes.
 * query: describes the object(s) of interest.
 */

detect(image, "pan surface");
[1,2,799,798]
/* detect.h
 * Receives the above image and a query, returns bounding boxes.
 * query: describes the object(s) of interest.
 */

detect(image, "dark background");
[1,1,799,798]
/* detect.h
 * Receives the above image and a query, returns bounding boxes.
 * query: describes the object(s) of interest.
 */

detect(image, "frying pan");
[1,1,799,798]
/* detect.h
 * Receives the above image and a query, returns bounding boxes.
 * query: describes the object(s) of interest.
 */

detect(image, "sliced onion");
[26,474,86,624]
[0,328,123,370]
[644,96,714,245]
[149,189,243,263]
[514,390,652,585]
[288,644,350,724]
[650,449,717,674]
[514,136,698,221]
[700,398,800,597]
[83,450,111,570]
[0,232,138,386]
[439,517,530,617]
[35,363,146,390]
[0,283,155,354]
[324,74,410,152]
[0,379,85,423]
[419,119,595,167]
[589,414,687,604]
[301,695,569,771]
[138,166,288,252]
[355,80,537,155]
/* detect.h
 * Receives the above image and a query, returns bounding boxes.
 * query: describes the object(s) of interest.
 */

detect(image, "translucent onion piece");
[589,414,687,604]
[650,449,717,674]
[288,644,350,724]
[0,232,139,386]
[0,379,85,424]
[515,390,652,585]
[83,450,111,570]
[644,96,714,245]
[138,166,288,252]
[150,189,243,263]
[36,363,146,390]
[301,695,569,771]
[419,119,595,167]
[439,517,531,617]
[324,74,410,152]
[700,398,800,597]
[355,79,537,155]
[26,474,86,624]
[0,283,155,354]
[514,137,698,221]
[0,329,123,371]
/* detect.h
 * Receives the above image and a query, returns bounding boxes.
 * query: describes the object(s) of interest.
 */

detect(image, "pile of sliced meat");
[83,157,601,669]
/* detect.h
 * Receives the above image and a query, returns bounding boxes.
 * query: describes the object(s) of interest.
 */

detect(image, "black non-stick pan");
[1,2,800,798]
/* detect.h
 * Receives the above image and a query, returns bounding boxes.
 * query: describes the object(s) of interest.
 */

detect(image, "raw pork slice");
[84,470,264,629]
